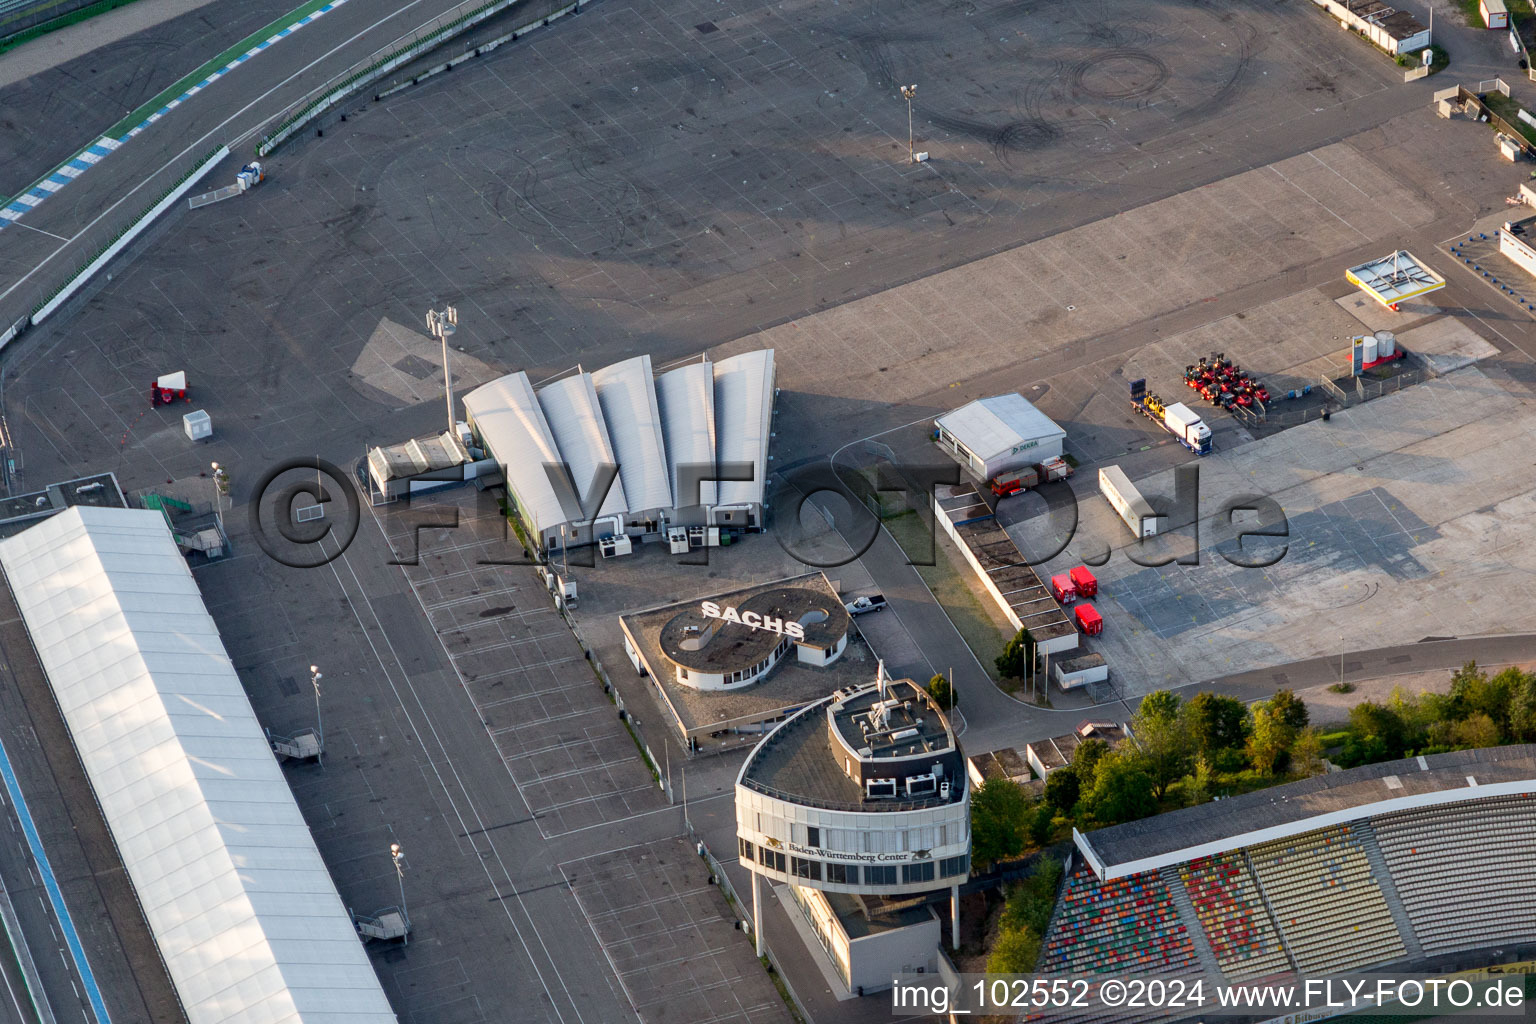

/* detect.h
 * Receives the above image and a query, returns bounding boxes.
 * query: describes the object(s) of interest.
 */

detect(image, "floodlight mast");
[426,306,459,435]
[900,84,918,163]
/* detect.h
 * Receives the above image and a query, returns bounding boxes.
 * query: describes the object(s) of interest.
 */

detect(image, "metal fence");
[0,0,117,45]
[255,0,580,156]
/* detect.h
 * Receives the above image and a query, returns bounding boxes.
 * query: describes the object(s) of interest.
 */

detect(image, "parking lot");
[562,836,787,1024]
[376,490,660,838]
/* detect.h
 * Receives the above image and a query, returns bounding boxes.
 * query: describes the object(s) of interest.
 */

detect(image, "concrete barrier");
[31,146,227,326]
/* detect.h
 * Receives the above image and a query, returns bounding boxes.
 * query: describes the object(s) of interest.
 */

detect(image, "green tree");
[1132,690,1190,799]
[927,673,958,711]
[1511,672,1536,742]
[1043,765,1080,814]
[1184,753,1214,807]
[995,629,1036,682]
[1452,711,1501,749]
[986,925,1042,974]
[1268,689,1310,732]
[1246,701,1293,775]
[1289,727,1326,778]
[1185,693,1248,755]
[1348,700,1409,760]
[970,779,1030,869]
[1073,737,1108,778]
[1027,804,1055,847]
[1084,750,1157,825]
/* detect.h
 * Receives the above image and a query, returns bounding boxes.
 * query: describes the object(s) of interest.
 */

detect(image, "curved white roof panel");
[713,350,776,508]
[538,373,628,521]
[591,356,673,513]
[0,507,396,1024]
[463,372,569,538]
[654,361,717,508]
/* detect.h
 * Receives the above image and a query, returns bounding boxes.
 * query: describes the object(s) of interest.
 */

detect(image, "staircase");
[1355,820,1423,960]
[1160,865,1224,979]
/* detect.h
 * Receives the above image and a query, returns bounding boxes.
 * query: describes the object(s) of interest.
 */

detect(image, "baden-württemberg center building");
[735,672,970,993]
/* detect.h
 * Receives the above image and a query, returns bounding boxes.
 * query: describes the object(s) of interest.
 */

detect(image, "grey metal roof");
[713,350,775,509]
[462,372,569,538]
[1077,745,1536,879]
[655,361,717,508]
[935,393,1065,463]
[591,355,674,513]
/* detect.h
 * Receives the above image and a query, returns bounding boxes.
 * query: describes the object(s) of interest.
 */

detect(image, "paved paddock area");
[375,489,662,839]
[562,836,787,1024]
[1029,363,1536,696]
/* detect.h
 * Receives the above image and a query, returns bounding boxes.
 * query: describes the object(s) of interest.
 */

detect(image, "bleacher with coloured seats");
[1177,851,1291,980]
[1372,793,1536,953]
[1039,863,1198,976]
[1245,823,1405,972]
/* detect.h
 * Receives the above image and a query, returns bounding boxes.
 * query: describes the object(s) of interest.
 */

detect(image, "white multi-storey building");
[735,673,970,991]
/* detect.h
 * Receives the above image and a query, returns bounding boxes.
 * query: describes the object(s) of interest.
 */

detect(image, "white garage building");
[0,506,396,1024]
[463,349,776,554]
[934,392,1066,481]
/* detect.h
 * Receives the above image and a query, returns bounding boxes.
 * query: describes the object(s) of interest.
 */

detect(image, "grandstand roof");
[462,372,570,538]
[592,355,673,513]
[538,372,628,520]
[655,361,717,508]
[0,507,396,1024]
[1076,745,1536,879]
[713,350,775,509]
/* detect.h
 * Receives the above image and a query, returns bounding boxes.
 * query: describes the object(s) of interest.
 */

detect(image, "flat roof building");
[934,393,1066,481]
[0,471,125,538]
[0,507,396,1024]
[619,573,870,750]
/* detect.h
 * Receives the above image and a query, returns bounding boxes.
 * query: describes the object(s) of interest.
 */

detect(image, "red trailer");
[151,371,187,406]
[1050,574,1077,604]
[1069,566,1098,598]
[1075,603,1103,636]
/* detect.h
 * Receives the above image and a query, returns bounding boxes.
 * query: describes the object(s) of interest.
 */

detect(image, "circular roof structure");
[658,584,849,675]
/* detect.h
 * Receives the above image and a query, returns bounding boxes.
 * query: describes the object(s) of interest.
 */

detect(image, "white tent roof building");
[590,356,673,521]
[655,361,718,511]
[538,373,629,525]
[461,371,571,550]
[0,506,396,1024]
[462,350,776,552]
[934,392,1066,480]
[711,350,776,527]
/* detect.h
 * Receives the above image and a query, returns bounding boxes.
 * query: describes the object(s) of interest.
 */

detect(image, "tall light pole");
[1339,635,1345,690]
[900,84,917,163]
[426,305,459,435]
[310,665,323,763]
[210,462,229,514]
[390,843,409,944]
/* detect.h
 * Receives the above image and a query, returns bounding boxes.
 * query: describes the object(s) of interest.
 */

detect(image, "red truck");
[989,456,1074,498]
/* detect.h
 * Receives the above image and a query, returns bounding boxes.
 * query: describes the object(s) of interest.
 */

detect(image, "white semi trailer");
[1099,465,1158,538]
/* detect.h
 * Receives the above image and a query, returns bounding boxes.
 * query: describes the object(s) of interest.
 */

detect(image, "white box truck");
[1099,465,1159,538]
[1162,402,1212,454]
